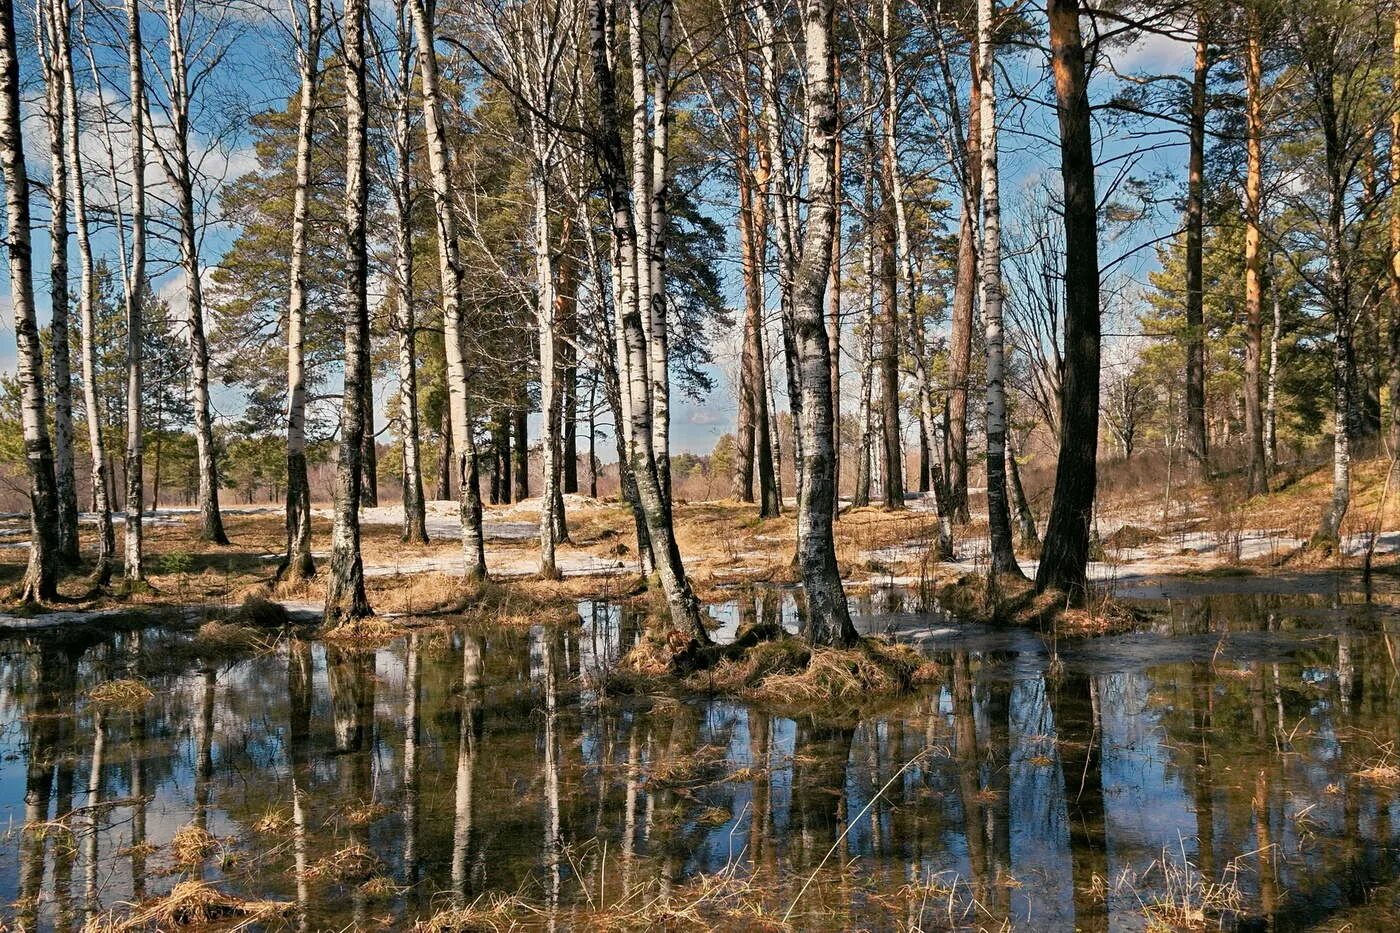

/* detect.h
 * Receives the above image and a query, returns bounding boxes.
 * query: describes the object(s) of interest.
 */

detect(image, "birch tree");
[976,0,1021,577]
[52,0,114,581]
[279,0,323,579]
[325,0,372,622]
[2,0,61,602]
[123,0,148,584]
[791,0,857,648]
[146,0,229,544]
[587,0,705,641]
[408,0,487,581]
[380,0,428,544]
[37,0,77,566]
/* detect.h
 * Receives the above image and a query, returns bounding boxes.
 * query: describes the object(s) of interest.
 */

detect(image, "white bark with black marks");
[281,0,321,580]
[1,0,61,602]
[325,0,372,622]
[409,0,487,580]
[977,0,1022,578]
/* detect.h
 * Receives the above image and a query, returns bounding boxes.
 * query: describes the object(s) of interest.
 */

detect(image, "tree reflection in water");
[1,586,1399,929]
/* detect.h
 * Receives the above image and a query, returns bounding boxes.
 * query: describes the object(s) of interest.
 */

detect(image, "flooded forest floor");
[0,470,1399,929]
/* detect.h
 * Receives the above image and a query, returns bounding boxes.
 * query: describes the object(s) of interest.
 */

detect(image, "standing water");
[0,576,1397,930]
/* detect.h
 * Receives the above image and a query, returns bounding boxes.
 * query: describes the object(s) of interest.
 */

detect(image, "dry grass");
[87,678,154,712]
[169,824,219,866]
[612,622,935,705]
[84,880,290,931]
[410,895,534,932]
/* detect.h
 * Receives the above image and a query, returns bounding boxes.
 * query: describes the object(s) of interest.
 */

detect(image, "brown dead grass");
[611,622,936,706]
[85,880,291,931]
[169,824,219,866]
[87,678,154,712]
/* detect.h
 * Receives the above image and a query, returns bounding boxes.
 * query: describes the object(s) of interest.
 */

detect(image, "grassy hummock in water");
[609,622,937,704]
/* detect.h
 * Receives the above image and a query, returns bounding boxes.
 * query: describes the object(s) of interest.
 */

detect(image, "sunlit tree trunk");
[1184,21,1209,475]
[535,162,561,576]
[409,0,487,579]
[325,0,372,622]
[947,43,981,525]
[280,0,321,580]
[2,0,60,602]
[590,0,704,639]
[1389,11,1400,453]
[1266,266,1281,470]
[648,0,674,504]
[52,0,113,581]
[793,0,857,648]
[122,0,146,585]
[1035,0,1100,599]
[977,0,1022,577]
[1242,9,1267,494]
[157,0,227,544]
[38,3,77,567]
[390,6,426,544]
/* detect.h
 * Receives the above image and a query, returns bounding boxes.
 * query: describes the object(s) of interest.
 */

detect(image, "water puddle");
[2,579,1398,929]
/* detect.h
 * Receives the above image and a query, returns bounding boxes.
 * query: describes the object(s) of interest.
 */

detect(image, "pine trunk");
[947,45,981,525]
[1242,12,1268,494]
[1035,0,1101,599]
[1184,26,1209,476]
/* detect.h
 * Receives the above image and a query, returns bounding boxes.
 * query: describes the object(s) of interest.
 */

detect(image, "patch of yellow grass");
[86,879,290,931]
[87,679,154,712]
[169,824,218,866]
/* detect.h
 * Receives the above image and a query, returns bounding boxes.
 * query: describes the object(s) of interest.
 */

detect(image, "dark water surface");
[2,579,1399,930]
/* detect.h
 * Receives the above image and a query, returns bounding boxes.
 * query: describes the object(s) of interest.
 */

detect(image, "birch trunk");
[977,0,1023,577]
[38,1,77,566]
[409,0,487,579]
[755,0,803,503]
[648,0,673,504]
[588,0,704,641]
[535,165,561,577]
[325,0,372,622]
[54,0,114,580]
[1183,23,1209,475]
[1035,0,1101,599]
[2,0,61,602]
[792,0,857,648]
[1316,187,1354,545]
[160,0,227,545]
[281,0,320,580]
[391,10,427,544]
[123,0,146,584]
